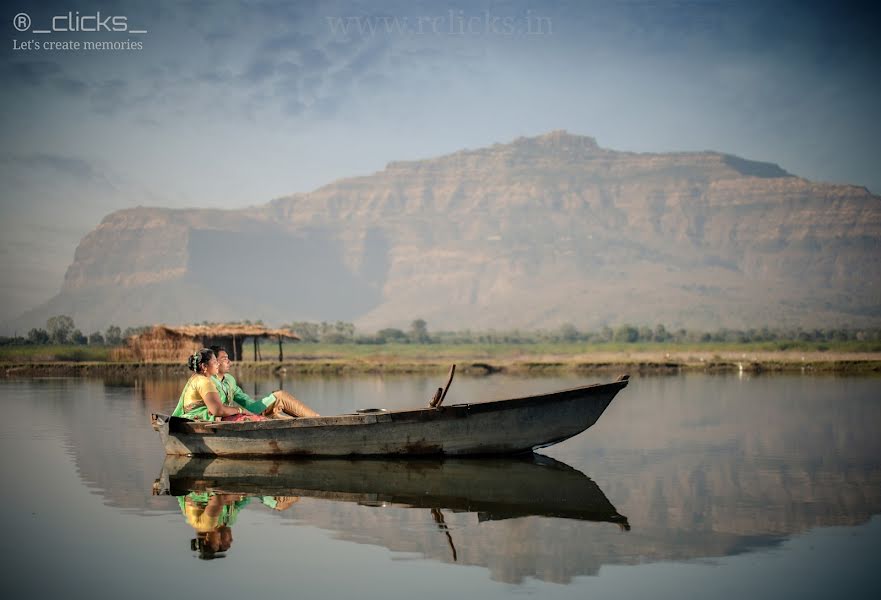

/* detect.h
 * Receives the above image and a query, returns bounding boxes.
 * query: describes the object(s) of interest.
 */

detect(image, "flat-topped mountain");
[12,131,881,332]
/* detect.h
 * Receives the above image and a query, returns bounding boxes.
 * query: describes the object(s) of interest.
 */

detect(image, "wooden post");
[278,335,283,362]
[253,337,258,361]
[232,334,237,361]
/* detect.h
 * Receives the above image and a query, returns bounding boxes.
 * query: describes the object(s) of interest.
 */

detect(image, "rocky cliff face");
[14,131,881,332]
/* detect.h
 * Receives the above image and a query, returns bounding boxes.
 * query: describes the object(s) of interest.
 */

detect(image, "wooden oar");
[430,364,456,408]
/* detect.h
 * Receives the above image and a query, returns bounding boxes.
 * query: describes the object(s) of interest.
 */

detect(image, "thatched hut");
[112,324,300,363]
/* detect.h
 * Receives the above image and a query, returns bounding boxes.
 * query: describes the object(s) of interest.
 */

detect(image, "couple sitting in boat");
[172,346,320,422]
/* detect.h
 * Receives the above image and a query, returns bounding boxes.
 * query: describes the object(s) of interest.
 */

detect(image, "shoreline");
[3,351,881,378]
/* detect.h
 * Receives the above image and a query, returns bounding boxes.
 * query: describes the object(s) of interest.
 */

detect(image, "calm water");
[1,373,879,599]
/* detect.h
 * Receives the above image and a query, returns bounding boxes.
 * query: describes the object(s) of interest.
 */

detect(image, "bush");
[47,315,75,344]
[104,325,122,345]
[54,349,91,362]
[376,328,408,343]
[613,325,639,343]
[27,328,50,344]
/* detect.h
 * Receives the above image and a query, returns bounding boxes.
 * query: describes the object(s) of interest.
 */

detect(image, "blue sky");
[1,0,879,323]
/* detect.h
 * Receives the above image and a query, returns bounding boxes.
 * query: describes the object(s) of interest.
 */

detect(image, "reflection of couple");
[164,455,631,562]
[182,491,299,559]
[172,346,319,422]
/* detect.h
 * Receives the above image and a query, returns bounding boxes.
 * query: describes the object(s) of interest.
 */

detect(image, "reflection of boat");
[156,454,630,527]
[151,375,629,456]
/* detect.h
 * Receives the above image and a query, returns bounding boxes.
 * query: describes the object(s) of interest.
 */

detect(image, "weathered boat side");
[153,376,628,457]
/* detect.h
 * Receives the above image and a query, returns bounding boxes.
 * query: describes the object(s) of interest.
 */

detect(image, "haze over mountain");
[8,131,880,334]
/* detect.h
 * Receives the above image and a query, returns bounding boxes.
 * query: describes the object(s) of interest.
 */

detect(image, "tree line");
[0,315,148,346]
[286,319,881,345]
[3,315,880,347]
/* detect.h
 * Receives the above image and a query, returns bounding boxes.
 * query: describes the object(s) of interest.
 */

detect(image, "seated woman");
[210,345,320,418]
[172,348,266,422]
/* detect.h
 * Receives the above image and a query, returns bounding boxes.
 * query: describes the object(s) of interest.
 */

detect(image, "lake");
[1,373,879,599]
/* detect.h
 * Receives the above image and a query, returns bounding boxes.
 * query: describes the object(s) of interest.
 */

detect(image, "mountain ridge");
[8,131,880,333]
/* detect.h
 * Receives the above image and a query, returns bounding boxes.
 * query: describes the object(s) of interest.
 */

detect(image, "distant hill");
[10,131,881,333]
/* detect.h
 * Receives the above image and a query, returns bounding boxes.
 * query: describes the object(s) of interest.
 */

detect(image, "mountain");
[10,131,881,333]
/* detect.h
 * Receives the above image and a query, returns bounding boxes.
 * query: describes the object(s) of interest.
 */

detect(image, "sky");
[1,0,879,323]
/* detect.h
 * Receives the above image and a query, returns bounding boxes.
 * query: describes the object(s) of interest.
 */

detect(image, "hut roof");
[151,324,301,340]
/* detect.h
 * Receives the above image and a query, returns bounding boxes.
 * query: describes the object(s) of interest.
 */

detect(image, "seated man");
[210,345,319,418]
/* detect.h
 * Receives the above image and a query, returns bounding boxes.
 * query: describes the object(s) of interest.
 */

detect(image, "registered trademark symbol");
[13,12,31,31]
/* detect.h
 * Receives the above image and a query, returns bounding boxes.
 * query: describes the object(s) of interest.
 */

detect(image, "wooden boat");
[155,454,629,527]
[151,374,629,457]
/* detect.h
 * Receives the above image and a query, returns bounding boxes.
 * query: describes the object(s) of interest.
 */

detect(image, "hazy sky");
[1,0,879,323]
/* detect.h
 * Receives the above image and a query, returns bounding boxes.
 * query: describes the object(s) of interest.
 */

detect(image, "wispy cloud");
[0,153,101,182]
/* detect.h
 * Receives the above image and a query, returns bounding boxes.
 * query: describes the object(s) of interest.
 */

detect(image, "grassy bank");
[3,340,880,365]
[266,340,881,360]
[0,344,111,363]
[2,343,881,378]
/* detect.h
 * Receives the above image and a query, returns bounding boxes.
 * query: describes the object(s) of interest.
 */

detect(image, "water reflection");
[178,490,299,560]
[157,455,629,573]
[2,375,880,587]
[158,454,630,525]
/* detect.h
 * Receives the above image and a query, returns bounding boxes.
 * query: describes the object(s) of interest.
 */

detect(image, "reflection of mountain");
[264,464,879,583]
[578,376,881,552]
[47,377,184,513]
[52,375,881,583]
[288,498,626,583]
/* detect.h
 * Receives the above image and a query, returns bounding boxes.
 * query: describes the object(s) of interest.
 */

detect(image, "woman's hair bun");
[187,348,213,373]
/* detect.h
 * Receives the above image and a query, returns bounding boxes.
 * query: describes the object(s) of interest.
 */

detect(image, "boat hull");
[152,376,628,457]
